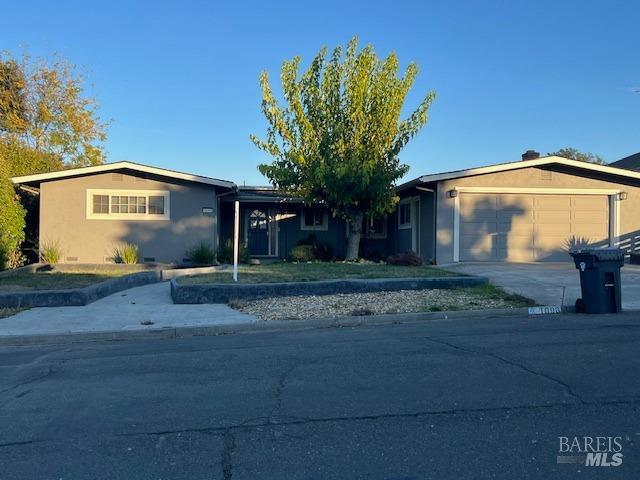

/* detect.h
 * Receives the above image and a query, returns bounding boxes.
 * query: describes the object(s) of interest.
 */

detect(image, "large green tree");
[0,52,107,168]
[0,156,25,269]
[0,52,107,268]
[549,147,606,165]
[252,38,435,260]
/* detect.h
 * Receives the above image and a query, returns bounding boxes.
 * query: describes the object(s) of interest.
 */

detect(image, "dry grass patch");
[179,262,454,285]
[0,307,27,319]
[0,266,146,292]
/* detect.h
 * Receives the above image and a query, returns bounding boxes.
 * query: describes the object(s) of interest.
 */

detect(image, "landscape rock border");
[0,263,225,308]
[171,276,488,304]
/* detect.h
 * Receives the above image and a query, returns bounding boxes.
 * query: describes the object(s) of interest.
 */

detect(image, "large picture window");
[86,190,170,220]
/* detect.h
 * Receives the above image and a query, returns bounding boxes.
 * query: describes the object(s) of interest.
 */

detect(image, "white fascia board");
[11,161,236,189]
[417,156,640,184]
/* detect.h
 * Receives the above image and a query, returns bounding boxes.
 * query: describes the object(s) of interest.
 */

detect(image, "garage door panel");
[572,196,608,210]
[534,223,571,235]
[573,210,608,222]
[535,211,571,223]
[535,235,573,249]
[460,195,497,217]
[497,234,534,249]
[459,192,610,262]
[497,210,533,223]
[461,234,495,249]
[498,221,533,235]
[460,221,498,235]
[535,196,571,210]
[497,195,534,209]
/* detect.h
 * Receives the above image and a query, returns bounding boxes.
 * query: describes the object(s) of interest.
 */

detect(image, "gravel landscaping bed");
[229,285,534,320]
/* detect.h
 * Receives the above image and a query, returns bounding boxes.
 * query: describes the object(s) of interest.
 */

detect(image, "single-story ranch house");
[11,151,640,264]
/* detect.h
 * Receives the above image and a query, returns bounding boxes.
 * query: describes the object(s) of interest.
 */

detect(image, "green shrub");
[295,234,334,261]
[40,239,63,264]
[0,163,26,270]
[289,244,316,262]
[113,243,139,264]
[217,239,250,264]
[187,241,217,265]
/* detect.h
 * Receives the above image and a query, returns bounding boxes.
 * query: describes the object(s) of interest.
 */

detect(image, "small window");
[398,202,412,229]
[148,196,165,215]
[366,217,387,239]
[301,207,328,231]
[92,195,109,214]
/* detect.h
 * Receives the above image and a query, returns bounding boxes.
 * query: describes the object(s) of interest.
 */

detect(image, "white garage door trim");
[451,187,622,262]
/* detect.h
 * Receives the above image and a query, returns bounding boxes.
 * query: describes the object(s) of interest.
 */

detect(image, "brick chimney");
[522,150,540,161]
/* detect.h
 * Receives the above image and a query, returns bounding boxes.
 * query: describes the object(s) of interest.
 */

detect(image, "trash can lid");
[570,247,625,261]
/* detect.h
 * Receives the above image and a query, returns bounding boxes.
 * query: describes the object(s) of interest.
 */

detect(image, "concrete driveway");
[443,262,640,310]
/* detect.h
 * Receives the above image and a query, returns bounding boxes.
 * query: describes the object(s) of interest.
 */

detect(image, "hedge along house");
[397,152,640,264]
[11,152,640,265]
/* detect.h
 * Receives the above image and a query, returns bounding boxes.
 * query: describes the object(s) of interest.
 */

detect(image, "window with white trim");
[301,206,328,231]
[366,217,387,239]
[87,190,170,220]
[398,202,412,229]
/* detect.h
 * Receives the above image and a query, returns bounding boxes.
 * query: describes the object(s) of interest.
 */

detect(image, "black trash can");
[570,248,624,314]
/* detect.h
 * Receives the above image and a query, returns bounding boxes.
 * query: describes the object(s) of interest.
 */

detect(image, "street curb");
[0,306,552,346]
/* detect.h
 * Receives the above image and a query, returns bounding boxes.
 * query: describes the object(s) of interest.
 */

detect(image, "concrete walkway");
[0,282,256,338]
[443,262,640,310]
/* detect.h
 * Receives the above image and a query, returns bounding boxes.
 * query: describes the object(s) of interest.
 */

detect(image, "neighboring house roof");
[10,161,237,189]
[609,152,640,171]
[397,155,640,190]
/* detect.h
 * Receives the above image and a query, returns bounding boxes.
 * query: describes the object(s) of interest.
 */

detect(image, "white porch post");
[233,200,240,282]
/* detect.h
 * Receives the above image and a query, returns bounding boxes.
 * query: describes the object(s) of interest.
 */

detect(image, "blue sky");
[3,0,638,184]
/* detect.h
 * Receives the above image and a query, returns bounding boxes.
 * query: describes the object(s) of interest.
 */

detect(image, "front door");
[248,209,269,255]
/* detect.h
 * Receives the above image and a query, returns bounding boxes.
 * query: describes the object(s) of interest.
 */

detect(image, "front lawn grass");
[0,307,27,319]
[179,261,455,285]
[421,284,536,312]
[0,266,145,292]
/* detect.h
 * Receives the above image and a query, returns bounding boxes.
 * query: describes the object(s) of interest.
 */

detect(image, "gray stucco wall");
[40,172,218,264]
[435,166,640,264]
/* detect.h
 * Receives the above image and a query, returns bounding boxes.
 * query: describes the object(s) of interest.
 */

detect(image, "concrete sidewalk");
[443,262,640,309]
[0,282,257,338]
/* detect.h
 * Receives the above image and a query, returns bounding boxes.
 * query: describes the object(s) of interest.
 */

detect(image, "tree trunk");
[345,212,364,261]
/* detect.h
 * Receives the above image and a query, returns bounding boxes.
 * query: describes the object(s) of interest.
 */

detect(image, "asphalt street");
[1,312,639,479]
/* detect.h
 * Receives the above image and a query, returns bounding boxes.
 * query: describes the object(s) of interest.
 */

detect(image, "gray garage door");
[459,193,610,262]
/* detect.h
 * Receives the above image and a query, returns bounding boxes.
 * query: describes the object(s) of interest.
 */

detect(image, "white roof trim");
[10,161,236,189]
[417,156,640,183]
